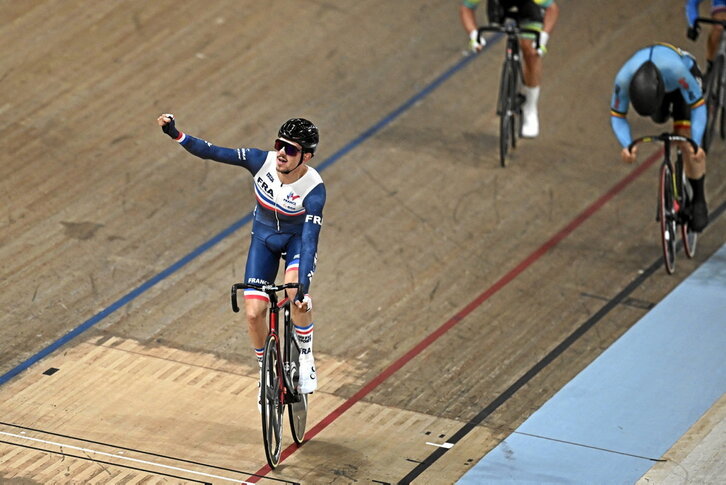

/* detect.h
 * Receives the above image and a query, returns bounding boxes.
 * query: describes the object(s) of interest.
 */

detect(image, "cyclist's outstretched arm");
[158,113,266,174]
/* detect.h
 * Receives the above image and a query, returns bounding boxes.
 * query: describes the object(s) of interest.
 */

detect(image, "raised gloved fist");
[536,31,550,57]
[159,113,180,139]
[469,29,485,52]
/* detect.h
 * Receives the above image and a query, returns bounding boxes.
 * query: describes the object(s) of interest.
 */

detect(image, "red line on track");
[248,150,663,481]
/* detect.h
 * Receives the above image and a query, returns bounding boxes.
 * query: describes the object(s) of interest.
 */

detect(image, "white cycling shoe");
[521,108,540,138]
[298,356,317,394]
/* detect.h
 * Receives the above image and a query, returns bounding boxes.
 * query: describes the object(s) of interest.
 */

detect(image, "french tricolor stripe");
[244,289,270,302]
[294,323,314,335]
[253,186,306,216]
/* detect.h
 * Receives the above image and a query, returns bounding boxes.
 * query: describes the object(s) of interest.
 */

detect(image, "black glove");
[687,26,700,41]
[161,115,180,139]
[295,285,308,303]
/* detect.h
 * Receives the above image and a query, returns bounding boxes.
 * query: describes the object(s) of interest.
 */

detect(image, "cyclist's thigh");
[670,90,692,131]
[244,232,281,301]
[513,1,544,48]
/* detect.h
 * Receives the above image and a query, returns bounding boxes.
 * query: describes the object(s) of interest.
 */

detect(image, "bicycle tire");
[659,163,677,274]
[287,331,308,445]
[677,157,698,258]
[704,55,723,152]
[499,60,515,167]
[261,333,284,469]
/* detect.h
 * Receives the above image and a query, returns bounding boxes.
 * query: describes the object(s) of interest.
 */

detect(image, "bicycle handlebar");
[477,24,541,49]
[694,17,726,28]
[230,282,301,313]
[627,133,699,154]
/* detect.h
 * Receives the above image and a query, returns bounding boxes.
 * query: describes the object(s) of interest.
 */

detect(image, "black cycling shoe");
[690,200,709,232]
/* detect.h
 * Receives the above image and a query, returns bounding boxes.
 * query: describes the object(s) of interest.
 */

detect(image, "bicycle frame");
[477,22,540,167]
[628,133,699,273]
[231,281,308,468]
[231,282,301,405]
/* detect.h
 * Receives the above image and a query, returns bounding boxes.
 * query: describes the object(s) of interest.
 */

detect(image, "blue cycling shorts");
[243,224,306,302]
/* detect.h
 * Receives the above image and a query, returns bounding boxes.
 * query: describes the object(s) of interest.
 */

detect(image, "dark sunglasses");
[274,139,302,156]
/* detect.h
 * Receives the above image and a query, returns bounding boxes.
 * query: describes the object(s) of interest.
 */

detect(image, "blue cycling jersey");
[174,132,326,295]
[685,0,726,27]
[610,44,706,148]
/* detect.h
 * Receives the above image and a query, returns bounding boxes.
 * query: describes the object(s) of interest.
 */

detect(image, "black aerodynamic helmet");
[629,61,665,117]
[278,118,319,154]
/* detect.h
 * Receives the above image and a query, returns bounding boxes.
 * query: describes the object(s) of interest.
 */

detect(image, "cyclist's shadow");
[462,130,511,166]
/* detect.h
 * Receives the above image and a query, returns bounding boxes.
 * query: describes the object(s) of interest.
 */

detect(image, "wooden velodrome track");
[1,1,724,483]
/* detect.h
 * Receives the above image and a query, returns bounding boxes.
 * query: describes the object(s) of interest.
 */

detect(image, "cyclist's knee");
[244,299,268,325]
[520,39,538,59]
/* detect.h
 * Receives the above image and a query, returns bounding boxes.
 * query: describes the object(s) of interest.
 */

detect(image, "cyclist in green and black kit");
[459,0,559,138]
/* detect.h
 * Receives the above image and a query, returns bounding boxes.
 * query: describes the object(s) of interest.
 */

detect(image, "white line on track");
[425,441,453,449]
[0,430,253,484]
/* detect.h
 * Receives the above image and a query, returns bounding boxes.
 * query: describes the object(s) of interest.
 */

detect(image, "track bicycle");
[477,21,540,167]
[231,282,308,469]
[692,17,726,152]
[628,133,699,274]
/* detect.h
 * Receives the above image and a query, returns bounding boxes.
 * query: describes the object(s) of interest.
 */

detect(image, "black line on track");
[398,200,726,484]
[0,421,296,484]
[512,431,667,462]
[0,439,210,484]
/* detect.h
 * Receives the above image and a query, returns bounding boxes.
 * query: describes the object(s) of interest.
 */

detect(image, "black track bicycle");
[231,282,308,469]
[477,21,540,167]
[628,134,698,274]
[692,17,726,152]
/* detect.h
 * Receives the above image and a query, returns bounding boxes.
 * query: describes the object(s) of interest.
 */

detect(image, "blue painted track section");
[459,243,726,484]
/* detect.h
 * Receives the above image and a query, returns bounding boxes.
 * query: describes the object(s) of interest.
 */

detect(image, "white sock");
[294,323,314,360]
[523,85,540,112]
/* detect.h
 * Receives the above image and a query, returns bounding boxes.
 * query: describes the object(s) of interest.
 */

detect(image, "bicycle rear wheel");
[498,60,516,167]
[287,333,308,445]
[261,334,284,468]
[658,163,677,274]
[704,56,723,151]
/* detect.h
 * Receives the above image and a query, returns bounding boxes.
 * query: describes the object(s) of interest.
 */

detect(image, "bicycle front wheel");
[287,334,308,445]
[658,163,677,274]
[498,60,516,167]
[261,333,284,469]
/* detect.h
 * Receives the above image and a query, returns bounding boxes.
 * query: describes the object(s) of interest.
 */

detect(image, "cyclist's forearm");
[543,2,559,34]
[691,103,707,146]
[610,113,632,148]
[685,0,700,27]
[459,5,477,33]
[179,135,265,172]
